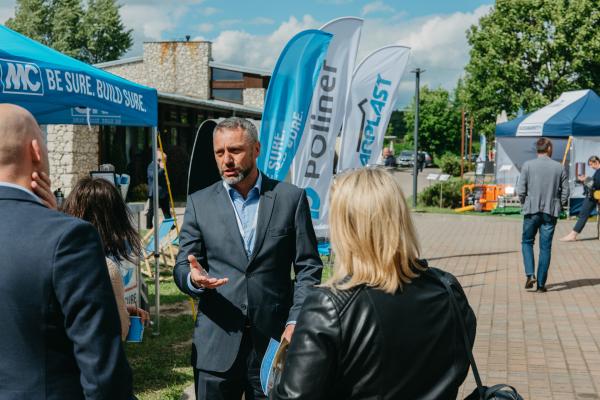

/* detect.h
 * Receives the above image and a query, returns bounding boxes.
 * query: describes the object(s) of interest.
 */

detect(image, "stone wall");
[243,88,265,109]
[47,124,99,195]
[103,41,212,99]
[103,60,146,87]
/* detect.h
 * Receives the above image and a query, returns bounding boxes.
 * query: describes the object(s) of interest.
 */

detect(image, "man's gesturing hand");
[188,254,228,289]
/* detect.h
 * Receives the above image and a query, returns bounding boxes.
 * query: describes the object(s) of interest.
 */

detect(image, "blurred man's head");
[156,150,166,164]
[213,117,260,186]
[536,138,553,157]
[0,104,48,187]
[383,148,392,158]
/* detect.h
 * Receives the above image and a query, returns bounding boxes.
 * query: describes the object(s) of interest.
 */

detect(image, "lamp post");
[411,68,424,208]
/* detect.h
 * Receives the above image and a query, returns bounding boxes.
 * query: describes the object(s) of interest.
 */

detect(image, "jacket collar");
[0,184,45,206]
[213,171,278,268]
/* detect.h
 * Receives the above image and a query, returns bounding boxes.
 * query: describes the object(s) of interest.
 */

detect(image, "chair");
[318,240,333,267]
[142,217,178,277]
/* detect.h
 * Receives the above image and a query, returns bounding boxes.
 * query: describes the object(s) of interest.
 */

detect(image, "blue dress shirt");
[187,174,262,293]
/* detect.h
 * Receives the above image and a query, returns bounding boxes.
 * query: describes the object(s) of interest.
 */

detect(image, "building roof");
[94,56,143,69]
[158,92,262,117]
[209,61,271,77]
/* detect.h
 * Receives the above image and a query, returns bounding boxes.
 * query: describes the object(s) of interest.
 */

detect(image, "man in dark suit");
[146,149,171,229]
[0,104,133,399]
[173,117,322,400]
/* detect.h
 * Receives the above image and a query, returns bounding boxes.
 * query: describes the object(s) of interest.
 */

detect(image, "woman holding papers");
[63,177,149,340]
[270,168,476,400]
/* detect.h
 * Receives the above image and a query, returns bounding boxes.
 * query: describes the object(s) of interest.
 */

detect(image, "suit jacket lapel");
[214,183,248,264]
[248,175,276,265]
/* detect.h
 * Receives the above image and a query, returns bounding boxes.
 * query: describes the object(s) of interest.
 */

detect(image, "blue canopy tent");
[0,25,164,332]
[495,89,600,215]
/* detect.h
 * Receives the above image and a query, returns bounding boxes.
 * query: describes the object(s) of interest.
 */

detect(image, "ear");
[31,139,43,164]
[254,141,261,158]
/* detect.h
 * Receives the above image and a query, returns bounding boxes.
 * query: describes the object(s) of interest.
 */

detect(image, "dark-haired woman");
[63,177,149,340]
[560,155,600,242]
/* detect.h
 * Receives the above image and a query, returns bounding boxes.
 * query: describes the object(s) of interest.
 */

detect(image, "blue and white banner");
[0,25,157,127]
[478,134,487,162]
[258,30,332,181]
[291,17,363,236]
[338,45,410,171]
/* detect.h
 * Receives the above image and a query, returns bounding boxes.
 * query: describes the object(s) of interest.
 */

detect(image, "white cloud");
[250,17,275,25]
[200,6,220,16]
[356,5,493,106]
[361,1,395,16]
[121,5,175,41]
[0,0,14,23]
[197,23,214,33]
[211,15,319,70]
[218,19,242,28]
[317,0,353,3]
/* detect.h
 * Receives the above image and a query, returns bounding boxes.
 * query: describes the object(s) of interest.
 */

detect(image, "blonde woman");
[271,168,476,400]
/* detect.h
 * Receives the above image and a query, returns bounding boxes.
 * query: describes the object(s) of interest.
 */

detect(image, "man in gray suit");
[173,117,322,400]
[517,138,569,292]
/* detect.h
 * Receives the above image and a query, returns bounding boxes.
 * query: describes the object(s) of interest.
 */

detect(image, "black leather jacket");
[271,266,476,400]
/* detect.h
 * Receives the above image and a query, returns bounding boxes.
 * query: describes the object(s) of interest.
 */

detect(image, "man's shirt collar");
[223,171,262,200]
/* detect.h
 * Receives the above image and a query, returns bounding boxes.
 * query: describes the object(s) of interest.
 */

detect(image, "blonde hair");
[325,168,423,293]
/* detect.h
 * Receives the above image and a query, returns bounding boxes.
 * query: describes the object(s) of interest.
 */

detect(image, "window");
[212,68,243,81]
[212,89,243,103]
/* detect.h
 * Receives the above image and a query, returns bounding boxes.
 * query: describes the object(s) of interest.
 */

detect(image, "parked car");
[397,150,414,167]
[397,151,433,168]
[422,152,433,167]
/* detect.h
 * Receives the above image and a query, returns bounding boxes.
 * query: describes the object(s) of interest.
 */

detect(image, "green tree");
[403,86,462,158]
[464,0,600,136]
[82,0,133,64]
[4,0,133,64]
[51,0,86,59]
[386,110,408,138]
[5,0,52,45]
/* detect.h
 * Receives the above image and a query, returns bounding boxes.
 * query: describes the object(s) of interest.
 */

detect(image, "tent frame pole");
[152,126,160,336]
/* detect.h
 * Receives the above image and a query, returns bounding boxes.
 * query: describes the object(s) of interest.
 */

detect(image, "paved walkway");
[414,212,600,400]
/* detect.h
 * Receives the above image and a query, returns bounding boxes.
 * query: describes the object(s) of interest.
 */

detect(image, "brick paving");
[414,212,600,400]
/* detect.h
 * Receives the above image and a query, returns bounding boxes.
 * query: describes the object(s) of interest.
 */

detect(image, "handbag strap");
[434,270,485,398]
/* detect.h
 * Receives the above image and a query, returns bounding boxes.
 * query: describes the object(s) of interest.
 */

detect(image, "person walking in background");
[560,155,600,242]
[270,168,476,400]
[63,177,150,340]
[517,138,569,292]
[173,117,322,400]
[382,147,397,167]
[0,104,133,399]
[146,149,171,229]
[417,151,426,172]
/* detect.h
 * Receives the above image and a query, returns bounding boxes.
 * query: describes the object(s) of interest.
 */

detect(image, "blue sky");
[0,0,492,107]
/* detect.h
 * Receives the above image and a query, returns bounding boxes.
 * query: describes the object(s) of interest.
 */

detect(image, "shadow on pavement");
[428,250,518,261]
[456,268,503,278]
[546,279,600,292]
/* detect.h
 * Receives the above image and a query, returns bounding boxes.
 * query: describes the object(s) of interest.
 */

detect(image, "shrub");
[128,183,148,202]
[418,178,469,208]
[437,152,462,176]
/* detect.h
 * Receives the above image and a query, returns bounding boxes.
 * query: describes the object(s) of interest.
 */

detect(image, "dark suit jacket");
[0,186,133,400]
[173,174,322,372]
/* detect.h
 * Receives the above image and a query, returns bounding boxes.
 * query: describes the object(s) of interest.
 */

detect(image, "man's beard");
[221,165,252,185]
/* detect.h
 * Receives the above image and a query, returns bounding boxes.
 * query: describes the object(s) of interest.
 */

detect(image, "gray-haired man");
[517,137,569,292]
[173,117,322,400]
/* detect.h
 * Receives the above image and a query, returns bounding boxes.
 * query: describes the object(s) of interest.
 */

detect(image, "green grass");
[126,313,194,400]
[413,206,525,220]
[132,257,332,399]
[147,277,189,306]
